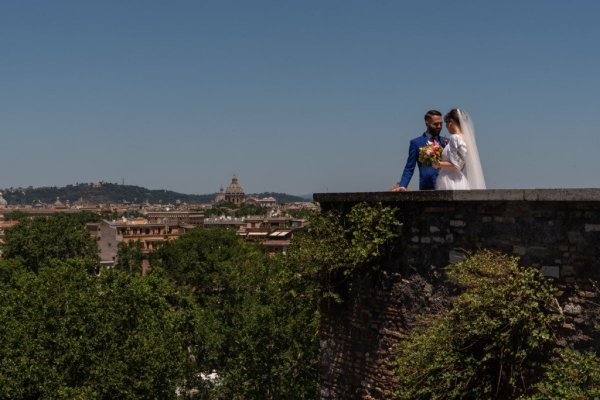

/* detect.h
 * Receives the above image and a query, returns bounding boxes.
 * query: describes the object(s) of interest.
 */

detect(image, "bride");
[434,109,486,190]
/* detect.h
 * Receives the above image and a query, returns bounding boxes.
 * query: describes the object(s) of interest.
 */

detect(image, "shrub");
[395,251,561,399]
[521,347,600,400]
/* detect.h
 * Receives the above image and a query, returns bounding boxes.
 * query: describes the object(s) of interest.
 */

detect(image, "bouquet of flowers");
[418,141,443,166]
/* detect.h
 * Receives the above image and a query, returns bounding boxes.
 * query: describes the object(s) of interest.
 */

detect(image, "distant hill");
[248,192,310,203]
[1,183,308,206]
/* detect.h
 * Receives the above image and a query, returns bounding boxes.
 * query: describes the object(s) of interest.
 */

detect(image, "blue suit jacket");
[399,133,449,190]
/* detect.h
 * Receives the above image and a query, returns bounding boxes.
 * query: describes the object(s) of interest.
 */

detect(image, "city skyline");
[2,1,599,194]
[0,175,311,198]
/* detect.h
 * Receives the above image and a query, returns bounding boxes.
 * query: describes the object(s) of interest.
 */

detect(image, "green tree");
[155,227,320,399]
[203,206,228,218]
[206,252,320,400]
[60,211,103,225]
[0,260,205,399]
[1,214,99,273]
[2,210,29,221]
[156,228,260,297]
[114,240,144,275]
[394,251,562,399]
[153,203,401,399]
[233,203,267,217]
[0,202,405,399]
[284,208,318,220]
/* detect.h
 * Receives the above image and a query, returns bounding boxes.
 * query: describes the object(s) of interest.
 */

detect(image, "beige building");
[236,216,307,255]
[145,211,204,226]
[93,218,194,268]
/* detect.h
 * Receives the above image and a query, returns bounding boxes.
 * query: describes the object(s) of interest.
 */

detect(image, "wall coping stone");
[314,188,600,203]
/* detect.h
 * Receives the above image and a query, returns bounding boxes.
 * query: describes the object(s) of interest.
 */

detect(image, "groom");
[390,110,448,191]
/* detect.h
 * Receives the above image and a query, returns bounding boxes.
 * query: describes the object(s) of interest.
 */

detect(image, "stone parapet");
[314,189,600,399]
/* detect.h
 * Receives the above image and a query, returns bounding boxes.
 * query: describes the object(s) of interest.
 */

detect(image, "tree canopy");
[155,227,321,398]
[1,214,99,273]
[1,203,595,399]
[0,260,203,399]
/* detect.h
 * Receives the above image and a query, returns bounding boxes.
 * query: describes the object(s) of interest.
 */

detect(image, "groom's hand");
[389,184,407,192]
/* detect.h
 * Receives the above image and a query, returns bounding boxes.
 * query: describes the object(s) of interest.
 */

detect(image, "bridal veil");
[458,109,486,189]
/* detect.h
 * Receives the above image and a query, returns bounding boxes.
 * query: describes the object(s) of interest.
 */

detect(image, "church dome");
[225,175,245,195]
[54,196,66,208]
[214,186,226,203]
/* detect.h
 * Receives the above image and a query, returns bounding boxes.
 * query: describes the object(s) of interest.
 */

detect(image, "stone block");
[561,265,576,277]
[527,246,548,258]
[584,224,600,232]
[563,303,582,316]
[513,245,527,256]
[567,231,584,244]
[449,249,465,264]
[450,220,466,227]
[540,266,559,279]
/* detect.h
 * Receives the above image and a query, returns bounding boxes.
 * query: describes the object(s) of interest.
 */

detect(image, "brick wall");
[314,189,600,399]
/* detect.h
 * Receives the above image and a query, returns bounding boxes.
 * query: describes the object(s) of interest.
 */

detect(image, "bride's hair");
[444,109,461,127]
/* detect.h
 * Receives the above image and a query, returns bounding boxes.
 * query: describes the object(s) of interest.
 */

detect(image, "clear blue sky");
[1,0,599,195]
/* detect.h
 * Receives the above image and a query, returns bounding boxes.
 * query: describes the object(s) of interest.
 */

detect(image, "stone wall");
[314,189,600,400]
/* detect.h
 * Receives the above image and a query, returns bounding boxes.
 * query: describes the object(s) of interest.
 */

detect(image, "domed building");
[53,196,68,209]
[224,175,246,205]
[214,186,226,204]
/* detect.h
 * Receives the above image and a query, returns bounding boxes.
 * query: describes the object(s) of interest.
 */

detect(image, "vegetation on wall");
[288,202,402,301]
[394,251,600,400]
[522,347,600,399]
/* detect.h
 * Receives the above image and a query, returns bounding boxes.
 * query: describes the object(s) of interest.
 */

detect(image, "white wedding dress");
[435,134,470,190]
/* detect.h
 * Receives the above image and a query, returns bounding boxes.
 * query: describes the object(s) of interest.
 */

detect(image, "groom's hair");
[424,110,442,121]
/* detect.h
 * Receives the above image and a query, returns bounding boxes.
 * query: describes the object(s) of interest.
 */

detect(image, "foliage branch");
[287,202,402,300]
[394,250,599,399]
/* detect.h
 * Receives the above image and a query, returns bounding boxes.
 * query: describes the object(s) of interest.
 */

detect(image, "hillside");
[1,183,308,206]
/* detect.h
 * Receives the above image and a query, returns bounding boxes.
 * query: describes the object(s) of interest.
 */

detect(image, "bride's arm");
[432,161,456,170]
[433,136,466,171]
